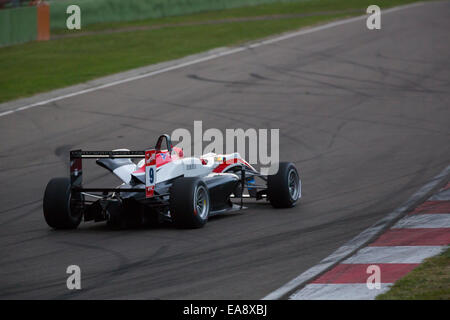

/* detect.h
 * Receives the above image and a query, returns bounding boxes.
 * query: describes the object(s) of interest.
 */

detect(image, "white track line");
[0,2,425,118]
[393,214,450,229]
[290,283,392,300]
[429,189,450,201]
[342,246,445,264]
[262,163,450,300]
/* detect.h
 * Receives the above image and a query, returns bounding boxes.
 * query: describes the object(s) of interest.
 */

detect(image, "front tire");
[43,177,83,229]
[170,177,210,228]
[267,162,301,208]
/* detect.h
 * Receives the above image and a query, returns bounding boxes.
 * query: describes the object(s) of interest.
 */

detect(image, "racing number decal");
[145,150,157,198]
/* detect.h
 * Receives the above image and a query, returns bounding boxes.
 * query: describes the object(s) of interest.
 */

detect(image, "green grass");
[51,0,418,34]
[376,247,450,300]
[0,0,423,103]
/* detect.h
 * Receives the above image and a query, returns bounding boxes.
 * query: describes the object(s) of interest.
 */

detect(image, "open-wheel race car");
[43,134,301,229]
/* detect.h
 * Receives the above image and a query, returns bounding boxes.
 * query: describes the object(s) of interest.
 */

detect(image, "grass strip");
[376,247,450,300]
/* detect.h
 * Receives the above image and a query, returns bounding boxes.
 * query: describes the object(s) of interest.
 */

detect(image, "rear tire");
[170,177,210,228]
[43,177,83,229]
[267,162,300,208]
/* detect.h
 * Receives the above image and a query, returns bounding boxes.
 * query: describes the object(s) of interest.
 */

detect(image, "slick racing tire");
[170,177,210,228]
[267,162,301,208]
[43,177,83,229]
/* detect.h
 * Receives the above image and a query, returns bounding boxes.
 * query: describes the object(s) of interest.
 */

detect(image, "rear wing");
[69,150,156,198]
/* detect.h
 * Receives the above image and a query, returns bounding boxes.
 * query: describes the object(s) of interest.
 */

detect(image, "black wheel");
[267,162,301,208]
[43,177,83,229]
[169,177,210,228]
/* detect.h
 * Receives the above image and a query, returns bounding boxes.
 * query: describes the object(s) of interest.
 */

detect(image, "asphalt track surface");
[1,1,449,299]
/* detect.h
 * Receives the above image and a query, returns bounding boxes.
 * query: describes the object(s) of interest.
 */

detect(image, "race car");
[43,134,301,229]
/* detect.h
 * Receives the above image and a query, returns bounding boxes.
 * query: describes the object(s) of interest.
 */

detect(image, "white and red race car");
[43,134,301,229]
